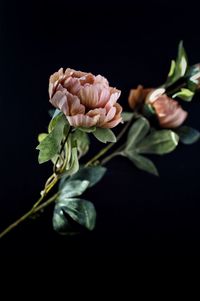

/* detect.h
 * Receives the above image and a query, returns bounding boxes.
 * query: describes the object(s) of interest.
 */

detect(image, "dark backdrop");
[0,0,200,257]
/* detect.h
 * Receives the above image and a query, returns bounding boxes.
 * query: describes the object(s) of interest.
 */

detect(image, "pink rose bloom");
[146,88,188,128]
[49,68,122,128]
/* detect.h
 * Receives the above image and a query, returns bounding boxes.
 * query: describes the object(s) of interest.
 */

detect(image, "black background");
[0,0,200,258]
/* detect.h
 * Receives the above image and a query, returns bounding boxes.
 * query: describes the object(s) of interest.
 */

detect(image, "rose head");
[49,68,122,128]
[146,89,188,128]
[128,85,152,110]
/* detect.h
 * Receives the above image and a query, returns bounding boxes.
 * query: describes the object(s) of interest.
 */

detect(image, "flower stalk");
[1,42,200,239]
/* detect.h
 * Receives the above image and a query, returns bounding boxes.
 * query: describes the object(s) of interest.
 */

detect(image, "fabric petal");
[66,92,85,115]
[102,103,122,128]
[87,108,107,126]
[64,77,82,94]
[94,75,109,86]
[105,89,121,111]
[67,114,100,127]
[78,86,99,108]
[49,68,64,98]
[97,88,110,107]
[50,90,69,115]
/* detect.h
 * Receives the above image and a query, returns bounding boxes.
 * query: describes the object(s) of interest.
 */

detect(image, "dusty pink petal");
[78,86,99,108]
[64,68,75,77]
[50,91,69,115]
[101,103,123,128]
[153,95,188,128]
[55,84,68,93]
[87,108,106,117]
[102,117,122,128]
[152,97,169,116]
[79,74,95,85]
[49,68,64,98]
[87,108,107,126]
[66,92,85,116]
[105,89,121,111]
[97,88,111,107]
[67,114,100,127]
[159,108,188,128]
[64,77,82,94]
[94,75,109,86]
[71,70,88,78]
[104,106,117,122]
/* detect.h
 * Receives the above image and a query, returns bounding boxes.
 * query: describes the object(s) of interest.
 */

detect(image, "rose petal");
[79,74,95,85]
[97,88,111,107]
[153,95,188,128]
[87,108,107,126]
[105,89,121,111]
[102,103,122,128]
[94,75,109,86]
[49,68,64,98]
[102,117,122,128]
[66,92,85,115]
[128,85,152,110]
[67,114,100,127]
[160,107,188,128]
[64,77,82,94]
[105,106,117,122]
[78,86,99,108]
[50,91,69,115]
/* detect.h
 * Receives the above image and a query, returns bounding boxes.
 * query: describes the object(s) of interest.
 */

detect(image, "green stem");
[167,82,186,96]
[32,173,58,209]
[85,142,114,167]
[101,143,126,165]
[0,128,72,239]
[0,193,58,239]
[0,117,135,239]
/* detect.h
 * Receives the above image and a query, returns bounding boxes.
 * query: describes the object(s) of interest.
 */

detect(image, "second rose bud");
[128,86,188,128]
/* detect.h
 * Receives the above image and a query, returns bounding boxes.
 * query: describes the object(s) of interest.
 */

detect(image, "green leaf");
[136,130,179,155]
[176,41,188,77]
[72,129,90,158]
[38,133,48,143]
[126,117,150,151]
[66,146,79,175]
[123,151,159,176]
[186,64,200,91]
[172,88,194,101]
[59,180,89,198]
[165,41,188,87]
[60,165,107,189]
[187,79,198,92]
[93,128,116,143]
[168,60,176,77]
[36,113,68,164]
[175,126,200,144]
[122,112,133,122]
[78,126,96,133]
[53,198,96,234]
[48,111,69,133]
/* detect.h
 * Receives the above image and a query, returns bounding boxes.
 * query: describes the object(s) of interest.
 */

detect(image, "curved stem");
[0,117,135,239]
[0,193,58,239]
[85,142,114,167]
[32,174,58,209]
[101,143,126,165]
[0,128,71,239]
